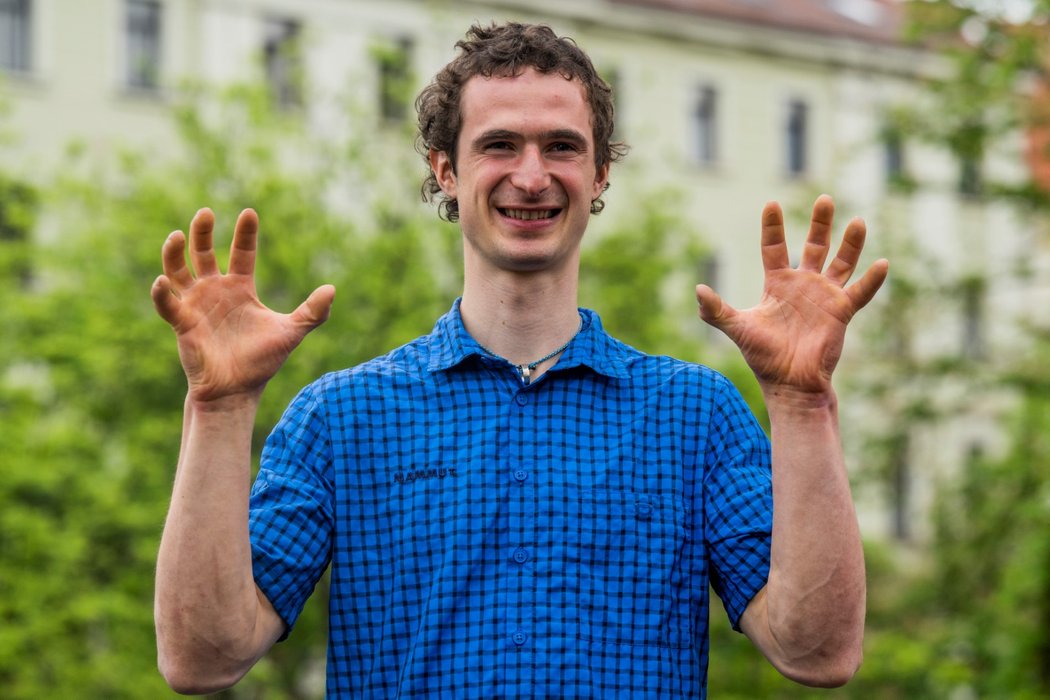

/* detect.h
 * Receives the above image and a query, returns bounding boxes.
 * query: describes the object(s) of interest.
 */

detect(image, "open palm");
[696,195,888,395]
[151,208,335,404]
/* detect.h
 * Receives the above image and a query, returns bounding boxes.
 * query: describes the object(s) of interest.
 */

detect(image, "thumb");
[292,284,336,331]
[695,284,736,331]
[151,275,181,327]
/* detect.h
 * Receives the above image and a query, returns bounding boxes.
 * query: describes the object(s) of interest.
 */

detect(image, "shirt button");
[511,630,528,646]
[515,394,529,406]
[635,502,654,520]
[513,469,529,483]
[512,547,530,564]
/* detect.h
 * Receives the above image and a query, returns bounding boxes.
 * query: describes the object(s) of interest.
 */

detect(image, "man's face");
[430,68,609,277]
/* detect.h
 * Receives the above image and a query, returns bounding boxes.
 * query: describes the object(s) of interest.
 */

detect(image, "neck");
[460,270,581,368]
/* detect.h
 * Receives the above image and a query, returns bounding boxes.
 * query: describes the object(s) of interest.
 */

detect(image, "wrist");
[186,389,264,415]
[760,383,838,414]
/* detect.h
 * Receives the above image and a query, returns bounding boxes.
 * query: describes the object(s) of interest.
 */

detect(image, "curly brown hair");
[415,22,628,222]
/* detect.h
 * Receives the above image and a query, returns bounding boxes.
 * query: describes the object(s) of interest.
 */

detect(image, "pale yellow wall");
[2,0,1040,543]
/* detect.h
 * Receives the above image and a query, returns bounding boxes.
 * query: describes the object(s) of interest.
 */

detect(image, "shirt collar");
[426,298,631,380]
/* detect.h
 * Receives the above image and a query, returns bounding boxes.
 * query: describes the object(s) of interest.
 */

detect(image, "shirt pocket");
[574,489,693,649]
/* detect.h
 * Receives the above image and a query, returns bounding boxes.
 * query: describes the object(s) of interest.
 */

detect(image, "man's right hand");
[150,208,335,405]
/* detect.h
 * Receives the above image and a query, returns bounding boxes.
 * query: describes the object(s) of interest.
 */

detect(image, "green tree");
[0,75,723,697]
[775,5,1050,697]
[0,78,461,698]
[902,0,1050,206]
[922,341,1050,696]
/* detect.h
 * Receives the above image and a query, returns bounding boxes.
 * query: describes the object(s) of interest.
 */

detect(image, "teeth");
[504,209,555,221]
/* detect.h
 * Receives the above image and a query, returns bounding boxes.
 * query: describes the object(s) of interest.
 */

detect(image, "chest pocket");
[573,489,693,649]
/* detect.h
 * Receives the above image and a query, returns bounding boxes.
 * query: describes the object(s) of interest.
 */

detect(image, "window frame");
[0,0,32,74]
[376,36,414,125]
[693,83,720,168]
[263,16,303,108]
[784,97,809,178]
[124,0,163,91]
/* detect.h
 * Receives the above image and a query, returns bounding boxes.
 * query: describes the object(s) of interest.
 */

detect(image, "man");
[152,22,888,698]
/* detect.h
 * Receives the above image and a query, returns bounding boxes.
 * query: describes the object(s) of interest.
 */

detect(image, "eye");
[485,141,514,151]
[549,142,579,153]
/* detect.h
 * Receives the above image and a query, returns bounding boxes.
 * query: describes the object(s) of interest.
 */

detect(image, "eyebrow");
[472,128,590,150]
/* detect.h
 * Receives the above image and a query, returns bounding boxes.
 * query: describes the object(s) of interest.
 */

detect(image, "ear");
[430,149,457,198]
[592,162,610,201]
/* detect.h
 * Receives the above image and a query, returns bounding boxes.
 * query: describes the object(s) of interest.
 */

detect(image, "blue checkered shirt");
[250,300,772,698]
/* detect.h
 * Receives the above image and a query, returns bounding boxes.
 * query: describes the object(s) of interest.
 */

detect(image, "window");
[958,155,982,197]
[785,98,809,177]
[960,276,986,360]
[125,0,162,90]
[0,0,31,73]
[882,125,916,193]
[264,17,302,107]
[376,37,414,124]
[888,433,911,541]
[693,85,718,166]
[884,128,903,182]
[955,120,985,196]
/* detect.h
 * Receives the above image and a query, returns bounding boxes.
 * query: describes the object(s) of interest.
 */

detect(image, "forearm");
[750,387,866,685]
[155,394,279,693]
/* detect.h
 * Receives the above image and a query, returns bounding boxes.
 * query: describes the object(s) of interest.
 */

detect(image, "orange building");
[1027,79,1050,192]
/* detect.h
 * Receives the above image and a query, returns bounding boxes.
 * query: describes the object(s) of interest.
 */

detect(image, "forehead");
[458,68,593,140]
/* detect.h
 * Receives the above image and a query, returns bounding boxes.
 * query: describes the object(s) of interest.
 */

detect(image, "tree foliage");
[901,0,1050,205]
[861,3,1050,697]
[7,5,1050,691]
[0,80,464,698]
[0,78,724,698]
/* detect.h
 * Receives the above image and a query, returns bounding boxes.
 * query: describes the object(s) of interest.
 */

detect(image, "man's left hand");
[695,194,889,396]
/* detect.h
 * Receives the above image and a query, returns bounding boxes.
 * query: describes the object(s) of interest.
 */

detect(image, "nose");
[509,145,551,196]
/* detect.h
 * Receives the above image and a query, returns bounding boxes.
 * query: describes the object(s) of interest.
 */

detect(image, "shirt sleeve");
[703,373,773,631]
[249,382,335,638]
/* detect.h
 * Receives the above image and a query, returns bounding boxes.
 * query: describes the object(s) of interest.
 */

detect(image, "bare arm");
[151,208,334,694]
[696,195,888,686]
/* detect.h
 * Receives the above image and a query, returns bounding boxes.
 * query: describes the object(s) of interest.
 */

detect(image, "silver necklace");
[476,315,583,386]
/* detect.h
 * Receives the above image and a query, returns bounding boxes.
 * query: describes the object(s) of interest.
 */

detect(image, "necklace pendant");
[519,364,531,385]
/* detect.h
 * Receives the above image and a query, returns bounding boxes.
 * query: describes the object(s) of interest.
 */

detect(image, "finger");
[824,217,866,287]
[150,275,182,326]
[696,284,738,332]
[760,201,790,272]
[188,208,219,278]
[800,194,835,273]
[228,208,259,277]
[161,230,195,289]
[845,258,890,312]
[291,284,336,332]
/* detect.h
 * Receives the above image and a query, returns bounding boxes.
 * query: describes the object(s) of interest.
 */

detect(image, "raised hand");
[695,195,888,396]
[151,208,335,405]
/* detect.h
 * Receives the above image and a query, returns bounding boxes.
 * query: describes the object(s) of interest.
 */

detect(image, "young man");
[152,22,888,698]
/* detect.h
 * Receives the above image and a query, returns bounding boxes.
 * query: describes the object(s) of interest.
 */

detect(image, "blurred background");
[1,0,1049,697]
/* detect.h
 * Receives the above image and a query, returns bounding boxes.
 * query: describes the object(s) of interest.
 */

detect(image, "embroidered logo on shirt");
[393,467,458,485]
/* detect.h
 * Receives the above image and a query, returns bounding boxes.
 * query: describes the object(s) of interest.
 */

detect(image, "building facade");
[2,0,1044,542]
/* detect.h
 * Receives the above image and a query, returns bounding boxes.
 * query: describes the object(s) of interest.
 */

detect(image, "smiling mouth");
[500,208,561,221]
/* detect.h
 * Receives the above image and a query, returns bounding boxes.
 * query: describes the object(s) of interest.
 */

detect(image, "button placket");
[506,387,536,654]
